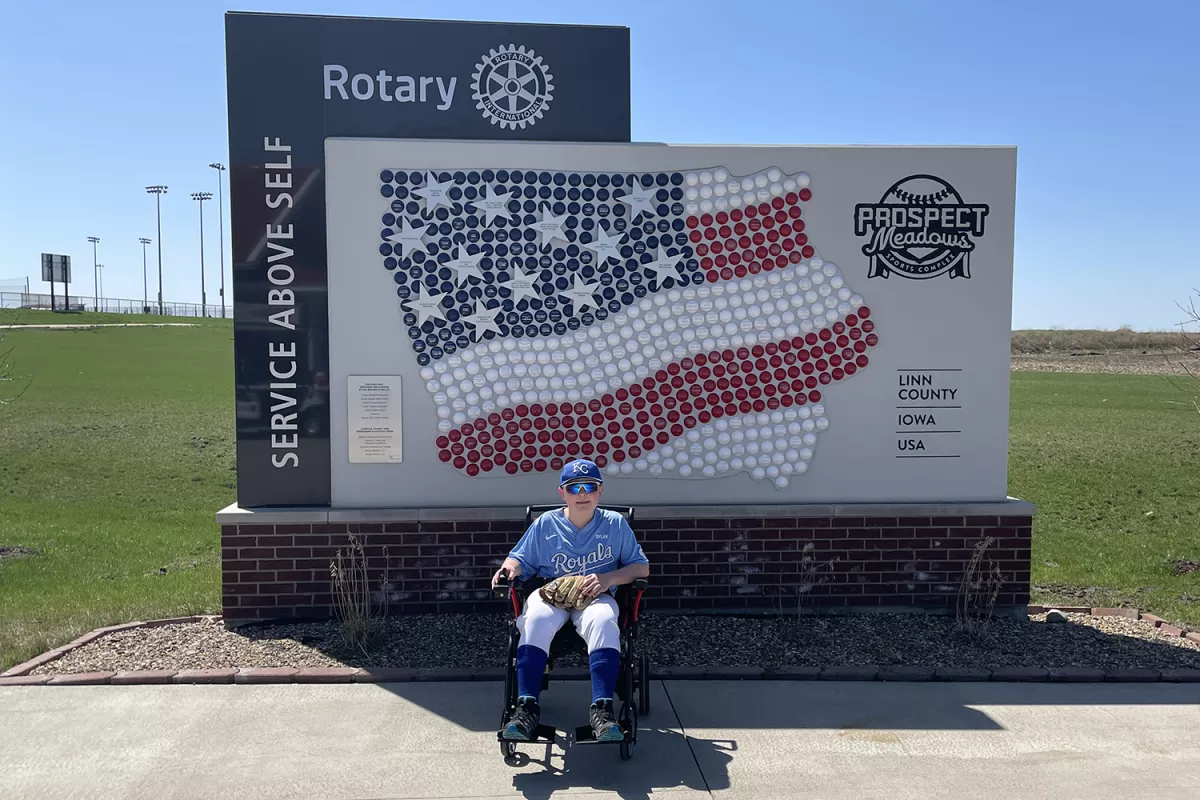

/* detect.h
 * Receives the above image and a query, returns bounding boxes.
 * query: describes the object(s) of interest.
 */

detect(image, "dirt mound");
[0,545,36,562]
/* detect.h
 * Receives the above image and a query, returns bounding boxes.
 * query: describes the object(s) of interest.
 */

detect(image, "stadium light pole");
[97,264,105,310]
[145,185,167,315]
[139,237,152,310]
[192,192,213,317]
[87,236,99,310]
[208,162,227,318]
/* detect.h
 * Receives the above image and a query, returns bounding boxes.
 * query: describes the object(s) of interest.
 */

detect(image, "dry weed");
[956,536,1005,641]
[330,532,390,658]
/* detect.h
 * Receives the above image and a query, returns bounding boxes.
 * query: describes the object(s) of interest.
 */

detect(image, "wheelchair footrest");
[497,723,557,744]
[574,724,629,744]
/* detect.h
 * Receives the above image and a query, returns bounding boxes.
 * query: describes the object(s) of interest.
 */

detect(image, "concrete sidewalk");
[2,680,1198,799]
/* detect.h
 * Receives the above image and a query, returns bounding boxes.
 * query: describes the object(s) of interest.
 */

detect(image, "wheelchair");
[494,504,651,761]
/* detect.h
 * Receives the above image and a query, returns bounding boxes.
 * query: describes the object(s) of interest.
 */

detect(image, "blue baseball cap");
[560,458,603,486]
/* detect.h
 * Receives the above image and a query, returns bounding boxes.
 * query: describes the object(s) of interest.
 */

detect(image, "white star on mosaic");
[412,171,455,211]
[463,299,502,340]
[581,226,625,267]
[561,275,602,313]
[471,184,514,226]
[616,181,660,220]
[401,283,447,326]
[643,246,689,287]
[500,263,541,305]
[386,217,429,255]
[532,203,571,249]
[443,247,485,287]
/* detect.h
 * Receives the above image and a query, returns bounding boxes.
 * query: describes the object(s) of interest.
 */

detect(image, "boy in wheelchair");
[491,459,650,743]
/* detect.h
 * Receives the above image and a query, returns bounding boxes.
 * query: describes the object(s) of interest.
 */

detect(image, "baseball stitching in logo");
[853,174,990,280]
[471,44,554,130]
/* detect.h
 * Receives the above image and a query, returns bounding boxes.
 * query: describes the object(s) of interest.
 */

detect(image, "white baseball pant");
[516,589,621,654]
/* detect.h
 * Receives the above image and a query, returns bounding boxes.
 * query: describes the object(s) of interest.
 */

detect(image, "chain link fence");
[1,291,227,319]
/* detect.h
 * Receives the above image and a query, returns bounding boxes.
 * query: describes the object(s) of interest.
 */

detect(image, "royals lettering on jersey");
[551,542,613,575]
[508,508,648,583]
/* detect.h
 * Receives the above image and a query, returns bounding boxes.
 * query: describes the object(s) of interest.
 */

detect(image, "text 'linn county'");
[895,371,962,458]
[897,373,957,401]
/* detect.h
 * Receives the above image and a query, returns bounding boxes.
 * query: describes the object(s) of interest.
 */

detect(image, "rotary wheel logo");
[471,44,554,130]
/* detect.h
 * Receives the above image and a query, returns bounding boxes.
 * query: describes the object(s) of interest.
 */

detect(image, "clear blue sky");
[3,0,1197,330]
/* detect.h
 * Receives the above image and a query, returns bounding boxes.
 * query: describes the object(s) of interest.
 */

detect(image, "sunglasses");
[563,482,600,495]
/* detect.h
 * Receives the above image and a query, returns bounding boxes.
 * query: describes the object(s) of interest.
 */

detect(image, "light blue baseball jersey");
[508,508,649,586]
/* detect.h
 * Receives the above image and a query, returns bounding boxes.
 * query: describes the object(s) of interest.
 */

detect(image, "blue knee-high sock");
[589,648,621,703]
[516,645,548,700]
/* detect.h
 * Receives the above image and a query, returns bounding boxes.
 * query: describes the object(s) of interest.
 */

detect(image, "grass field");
[1009,371,1200,618]
[1,323,1199,672]
[0,308,231,327]
[0,324,234,670]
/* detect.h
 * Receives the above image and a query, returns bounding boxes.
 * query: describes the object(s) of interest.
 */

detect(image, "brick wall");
[220,513,1032,623]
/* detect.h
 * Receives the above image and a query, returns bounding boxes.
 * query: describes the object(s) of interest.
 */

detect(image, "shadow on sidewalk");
[353,678,1196,798]
[656,678,1200,738]
[507,729,736,800]
[364,678,729,798]
[501,680,738,800]
[365,672,1200,741]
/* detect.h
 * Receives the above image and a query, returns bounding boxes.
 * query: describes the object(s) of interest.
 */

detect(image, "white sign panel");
[325,139,1016,507]
[348,375,404,463]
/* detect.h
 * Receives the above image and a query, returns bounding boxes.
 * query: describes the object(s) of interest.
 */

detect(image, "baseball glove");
[538,575,595,611]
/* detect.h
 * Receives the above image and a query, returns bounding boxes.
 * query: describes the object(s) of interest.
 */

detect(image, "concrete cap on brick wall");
[217,497,1037,524]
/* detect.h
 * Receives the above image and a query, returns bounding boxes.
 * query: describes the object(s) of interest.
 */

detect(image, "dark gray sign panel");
[225,11,631,507]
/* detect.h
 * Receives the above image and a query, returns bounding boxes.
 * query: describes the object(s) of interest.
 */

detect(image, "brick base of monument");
[217,502,1034,624]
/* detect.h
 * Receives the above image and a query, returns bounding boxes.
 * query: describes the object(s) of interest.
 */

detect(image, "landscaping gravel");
[24,610,1200,676]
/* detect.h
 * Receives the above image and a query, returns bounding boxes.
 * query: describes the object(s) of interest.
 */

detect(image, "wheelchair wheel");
[619,700,637,760]
[503,628,519,708]
[499,628,519,759]
[638,653,651,716]
[617,639,633,703]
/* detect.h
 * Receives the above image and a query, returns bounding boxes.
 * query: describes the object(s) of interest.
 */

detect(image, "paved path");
[2,680,1198,799]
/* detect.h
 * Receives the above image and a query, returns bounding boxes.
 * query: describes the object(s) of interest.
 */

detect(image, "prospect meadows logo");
[322,44,554,130]
[853,174,990,280]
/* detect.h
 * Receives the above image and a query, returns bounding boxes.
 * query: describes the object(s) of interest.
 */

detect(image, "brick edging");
[0,616,216,679]
[4,607,1199,686]
[4,665,1200,686]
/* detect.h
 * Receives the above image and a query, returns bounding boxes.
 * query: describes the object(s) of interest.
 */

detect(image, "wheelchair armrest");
[496,574,549,619]
[617,577,648,629]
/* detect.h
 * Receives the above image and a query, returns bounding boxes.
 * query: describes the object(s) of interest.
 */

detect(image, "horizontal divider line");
[895,454,961,458]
